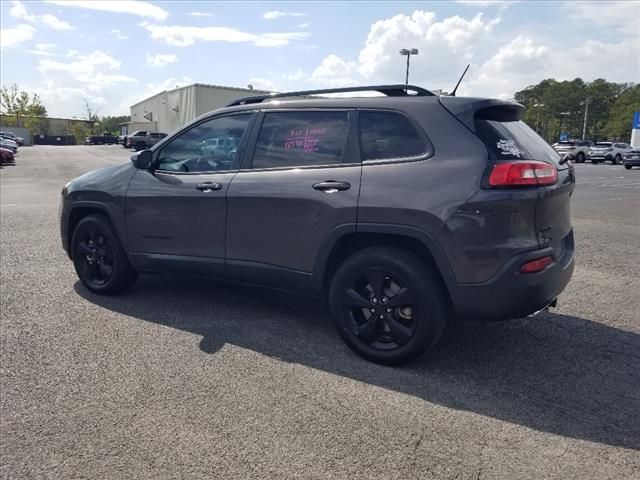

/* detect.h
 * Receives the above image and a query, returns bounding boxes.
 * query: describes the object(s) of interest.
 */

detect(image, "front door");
[125,113,255,273]
[226,110,361,282]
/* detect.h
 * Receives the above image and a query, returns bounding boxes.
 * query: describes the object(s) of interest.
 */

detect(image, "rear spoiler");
[438,97,524,131]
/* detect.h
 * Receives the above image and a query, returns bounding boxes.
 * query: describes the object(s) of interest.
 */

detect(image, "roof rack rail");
[225,84,435,107]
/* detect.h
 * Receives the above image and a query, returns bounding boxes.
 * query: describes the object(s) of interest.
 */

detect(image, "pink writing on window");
[284,127,328,153]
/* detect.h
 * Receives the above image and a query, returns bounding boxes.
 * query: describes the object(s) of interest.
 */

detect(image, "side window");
[358,110,427,161]
[156,114,252,173]
[251,111,349,169]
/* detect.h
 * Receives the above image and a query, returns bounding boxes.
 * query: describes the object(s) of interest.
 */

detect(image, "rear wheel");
[329,247,448,365]
[625,165,632,170]
[72,214,138,294]
[576,152,585,163]
[614,154,622,165]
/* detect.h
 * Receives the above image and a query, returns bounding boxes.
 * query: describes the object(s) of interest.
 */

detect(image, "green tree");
[68,121,91,145]
[0,84,48,134]
[603,85,639,142]
[97,115,129,135]
[515,78,633,143]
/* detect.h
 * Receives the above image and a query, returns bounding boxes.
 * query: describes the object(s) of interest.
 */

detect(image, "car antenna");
[450,64,470,97]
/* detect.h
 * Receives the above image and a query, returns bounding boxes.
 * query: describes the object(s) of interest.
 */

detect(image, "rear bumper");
[449,230,575,321]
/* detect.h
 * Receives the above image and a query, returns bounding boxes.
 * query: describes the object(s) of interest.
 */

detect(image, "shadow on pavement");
[75,273,640,450]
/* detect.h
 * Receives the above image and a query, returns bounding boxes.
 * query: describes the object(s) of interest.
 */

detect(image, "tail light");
[488,161,558,187]
[520,256,554,273]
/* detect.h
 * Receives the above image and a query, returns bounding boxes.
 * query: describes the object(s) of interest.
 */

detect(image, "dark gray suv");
[60,85,575,364]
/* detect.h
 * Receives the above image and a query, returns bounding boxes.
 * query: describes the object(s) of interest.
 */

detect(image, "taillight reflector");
[520,256,554,273]
[489,161,558,187]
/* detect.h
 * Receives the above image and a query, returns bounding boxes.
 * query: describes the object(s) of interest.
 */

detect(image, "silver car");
[588,142,632,164]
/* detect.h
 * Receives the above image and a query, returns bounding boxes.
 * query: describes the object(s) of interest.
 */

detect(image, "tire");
[71,214,138,295]
[328,247,448,365]
[625,165,632,170]
[576,152,585,163]
[614,154,622,165]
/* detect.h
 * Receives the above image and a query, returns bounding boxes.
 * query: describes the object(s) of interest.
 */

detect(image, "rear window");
[557,141,576,146]
[251,111,349,169]
[358,111,427,160]
[474,110,561,166]
[595,142,612,147]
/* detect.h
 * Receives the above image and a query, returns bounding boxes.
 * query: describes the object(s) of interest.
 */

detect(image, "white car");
[552,140,593,163]
[588,142,632,164]
[0,138,18,154]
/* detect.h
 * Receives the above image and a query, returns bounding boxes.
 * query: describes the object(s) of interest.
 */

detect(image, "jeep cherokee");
[60,85,575,365]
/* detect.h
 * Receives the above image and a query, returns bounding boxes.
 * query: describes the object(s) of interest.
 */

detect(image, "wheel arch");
[66,203,123,260]
[317,224,456,299]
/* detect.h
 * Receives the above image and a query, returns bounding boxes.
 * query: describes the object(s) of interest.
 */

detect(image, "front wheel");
[329,247,448,365]
[614,154,622,165]
[72,214,138,294]
[625,165,632,170]
[576,152,585,163]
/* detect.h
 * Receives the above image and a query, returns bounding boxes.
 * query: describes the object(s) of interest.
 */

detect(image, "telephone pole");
[582,98,590,141]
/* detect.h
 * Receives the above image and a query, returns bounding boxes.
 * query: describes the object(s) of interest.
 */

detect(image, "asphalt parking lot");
[1,145,639,479]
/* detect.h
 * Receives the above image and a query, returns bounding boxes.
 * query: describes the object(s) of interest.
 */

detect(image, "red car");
[0,147,15,165]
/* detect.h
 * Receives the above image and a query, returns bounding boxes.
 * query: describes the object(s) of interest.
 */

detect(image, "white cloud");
[0,24,36,48]
[188,12,212,17]
[247,78,278,91]
[9,1,75,30]
[351,11,500,83]
[110,29,128,40]
[37,50,138,91]
[146,53,179,67]
[566,1,640,39]
[10,1,36,21]
[311,55,359,87]
[455,1,517,8]
[40,14,74,30]
[297,23,310,29]
[28,43,57,56]
[44,1,169,21]
[141,22,309,47]
[263,11,306,20]
[466,35,550,98]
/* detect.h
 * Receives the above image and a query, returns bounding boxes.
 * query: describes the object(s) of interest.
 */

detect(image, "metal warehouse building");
[126,84,270,135]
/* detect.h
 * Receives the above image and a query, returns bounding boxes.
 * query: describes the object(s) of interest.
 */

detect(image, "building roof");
[129,83,273,109]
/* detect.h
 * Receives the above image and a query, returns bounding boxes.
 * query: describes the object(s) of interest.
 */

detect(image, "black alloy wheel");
[329,247,448,365]
[72,215,138,294]
[576,152,585,163]
[342,269,417,350]
[75,227,114,287]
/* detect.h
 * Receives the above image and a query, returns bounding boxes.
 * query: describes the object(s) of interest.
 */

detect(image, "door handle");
[312,181,351,193]
[196,182,223,192]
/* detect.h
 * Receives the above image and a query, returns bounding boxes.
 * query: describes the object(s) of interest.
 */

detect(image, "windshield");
[594,143,612,147]
[557,142,576,146]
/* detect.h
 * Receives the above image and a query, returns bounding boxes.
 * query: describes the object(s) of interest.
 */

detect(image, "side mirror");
[131,149,154,170]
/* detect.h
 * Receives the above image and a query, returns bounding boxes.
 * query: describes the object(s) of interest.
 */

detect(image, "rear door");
[474,111,575,257]
[226,109,361,279]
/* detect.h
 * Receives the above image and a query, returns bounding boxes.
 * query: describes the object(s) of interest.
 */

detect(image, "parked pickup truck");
[85,133,119,145]
[127,131,168,150]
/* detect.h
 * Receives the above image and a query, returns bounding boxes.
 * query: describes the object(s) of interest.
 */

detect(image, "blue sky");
[1,1,638,118]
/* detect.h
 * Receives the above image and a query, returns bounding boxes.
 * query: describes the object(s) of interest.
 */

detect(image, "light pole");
[559,111,570,140]
[533,103,545,133]
[581,98,590,141]
[399,48,419,85]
